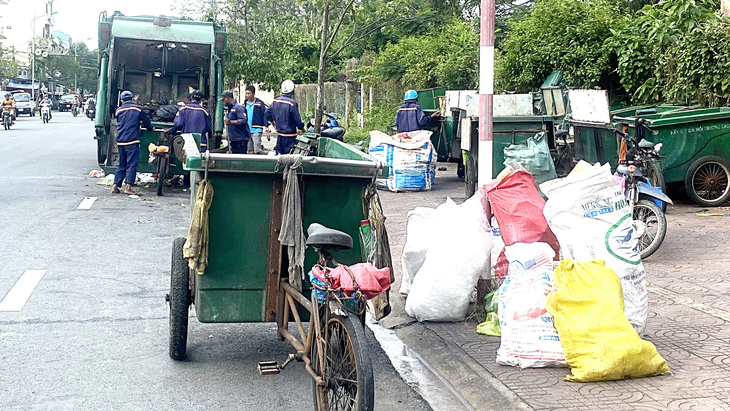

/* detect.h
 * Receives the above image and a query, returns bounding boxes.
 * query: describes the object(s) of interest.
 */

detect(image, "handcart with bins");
[167,134,389,411]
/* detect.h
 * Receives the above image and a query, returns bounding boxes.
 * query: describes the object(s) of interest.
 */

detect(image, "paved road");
[0,112,431,410]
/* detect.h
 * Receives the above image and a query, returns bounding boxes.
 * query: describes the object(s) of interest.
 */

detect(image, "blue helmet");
[120,90,134,101]
[404,90,418,100]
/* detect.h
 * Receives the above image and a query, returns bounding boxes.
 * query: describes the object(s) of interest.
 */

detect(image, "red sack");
[483,169,560,255]
[312,263,391,299]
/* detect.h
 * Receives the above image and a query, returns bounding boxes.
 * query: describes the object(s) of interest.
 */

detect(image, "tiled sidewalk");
[381,166,730,411]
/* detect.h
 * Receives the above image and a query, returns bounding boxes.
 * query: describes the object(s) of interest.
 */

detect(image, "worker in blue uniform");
[394,89,439,133]
[264,79,305,155]
[168,90,212,152]
[221,90,251,154]
[112,90,153,195]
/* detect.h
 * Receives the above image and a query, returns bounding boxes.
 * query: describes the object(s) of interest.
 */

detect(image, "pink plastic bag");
[483,169,560,255]
[312,263,391,299]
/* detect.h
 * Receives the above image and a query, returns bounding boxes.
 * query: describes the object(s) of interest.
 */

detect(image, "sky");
[1,0,177,62]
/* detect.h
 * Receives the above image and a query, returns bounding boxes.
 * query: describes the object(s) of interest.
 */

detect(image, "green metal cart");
[168,134,388,411]
[614,107,730,206]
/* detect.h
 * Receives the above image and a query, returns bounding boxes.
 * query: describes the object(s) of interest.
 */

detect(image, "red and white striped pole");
[478,0,495,186]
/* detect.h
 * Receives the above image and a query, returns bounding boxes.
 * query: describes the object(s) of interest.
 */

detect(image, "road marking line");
[648,286,730,322]
[77,196,97,210]
[0,270,47,312]
[9,136,19,140]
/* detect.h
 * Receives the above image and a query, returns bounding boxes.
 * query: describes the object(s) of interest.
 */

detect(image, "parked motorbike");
[307,111,345,141]
[40,103,51,123]
[614,129,672,259]
[2,109,13,130]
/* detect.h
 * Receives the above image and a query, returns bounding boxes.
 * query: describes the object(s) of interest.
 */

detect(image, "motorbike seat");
[321,127,345,140]
[306,223,353,250]
[638,139,655,150]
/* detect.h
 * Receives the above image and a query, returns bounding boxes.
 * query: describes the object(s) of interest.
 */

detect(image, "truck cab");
[94,12,226,173]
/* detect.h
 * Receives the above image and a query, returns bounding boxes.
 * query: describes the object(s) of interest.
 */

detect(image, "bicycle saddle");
[306,223,353,250]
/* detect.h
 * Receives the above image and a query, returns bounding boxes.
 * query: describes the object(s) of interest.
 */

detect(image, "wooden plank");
[265,179,284,322]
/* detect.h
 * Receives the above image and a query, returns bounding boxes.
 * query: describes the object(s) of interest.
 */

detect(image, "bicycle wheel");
[312,314,374,411]
[633,200,667,260]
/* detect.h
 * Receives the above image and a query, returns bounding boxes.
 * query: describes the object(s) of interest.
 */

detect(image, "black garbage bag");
[152,105,179,122]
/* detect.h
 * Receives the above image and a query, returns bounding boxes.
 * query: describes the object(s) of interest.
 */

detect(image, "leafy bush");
[496,0,620,93]
[344,103,400,146]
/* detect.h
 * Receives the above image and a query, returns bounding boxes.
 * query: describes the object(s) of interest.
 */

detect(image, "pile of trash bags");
[401,160,670,382]
[368,130,436,192]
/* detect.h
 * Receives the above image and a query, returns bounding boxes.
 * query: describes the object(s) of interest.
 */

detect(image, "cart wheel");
[465,156,476,199]
[312,314,374,411]
[633,200,667,260]
[457,161,465,180]
[156,156,169,197]
[169,237,190,360]
[685,156,730,207]
[646,162,667,212]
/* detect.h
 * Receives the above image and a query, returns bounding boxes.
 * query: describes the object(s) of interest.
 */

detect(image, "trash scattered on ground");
[405,194,491,322]
[137,173,156,184]
[496,242,566,368]
[368,130,436,192]
[97,174,114,186]
[134,220,151,224]
[541,161,648,334]
[88,170,105,178]
[546,260,670,382]
[128,195,140,199]
[476,290,501,336]
[696,212,730,217]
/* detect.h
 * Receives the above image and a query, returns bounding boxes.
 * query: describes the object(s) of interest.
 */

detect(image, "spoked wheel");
[633,200,667,260]
[169,237,191,360]
[156,155,169,196]
[312,314,374,411]
[686,156,730,207]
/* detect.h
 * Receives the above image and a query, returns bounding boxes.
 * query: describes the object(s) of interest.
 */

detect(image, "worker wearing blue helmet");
[112,90,153,195]
[394,89,439,133]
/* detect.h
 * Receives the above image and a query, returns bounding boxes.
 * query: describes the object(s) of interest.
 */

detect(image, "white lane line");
[0,270,47,312]
[77,196,97,210]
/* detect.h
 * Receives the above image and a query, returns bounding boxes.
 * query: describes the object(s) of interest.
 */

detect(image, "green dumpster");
[614,107,730,206]
[181,135,388,323]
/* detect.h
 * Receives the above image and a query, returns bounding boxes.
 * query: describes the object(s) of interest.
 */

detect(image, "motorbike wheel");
[633,199,667,260]
[645,161,667,212]
[157,156,169,197]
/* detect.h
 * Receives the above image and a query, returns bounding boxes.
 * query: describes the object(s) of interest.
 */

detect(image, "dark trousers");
[230,139,249,154]
[114,143,140,186]
[275,136,296,154]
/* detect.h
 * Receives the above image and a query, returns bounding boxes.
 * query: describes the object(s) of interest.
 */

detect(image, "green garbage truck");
[94,12,227,176]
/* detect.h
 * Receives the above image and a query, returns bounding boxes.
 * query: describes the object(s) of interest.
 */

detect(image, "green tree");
[496,0,620,93]
[0,43,20,84]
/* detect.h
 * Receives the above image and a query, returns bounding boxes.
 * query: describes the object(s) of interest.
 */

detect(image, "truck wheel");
[465,156,476,198]
[685,156,730,207]
[169,237,191,360]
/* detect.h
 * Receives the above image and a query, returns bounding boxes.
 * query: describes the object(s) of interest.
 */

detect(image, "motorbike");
[306,111,345,141]
[614,129,672,259]
[72,104,79,117]
[86,105,96,121]
[40,103,51,124]
[2,109,13,130]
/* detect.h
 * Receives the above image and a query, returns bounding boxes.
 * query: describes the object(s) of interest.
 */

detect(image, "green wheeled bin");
[168,134,388,410]
[614,107,730,207]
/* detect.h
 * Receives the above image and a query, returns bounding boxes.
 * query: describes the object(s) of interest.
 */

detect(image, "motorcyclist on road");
[394,89,439,133]
[72,95,80,114]
[2,93,15,124]
[40,95,53,120]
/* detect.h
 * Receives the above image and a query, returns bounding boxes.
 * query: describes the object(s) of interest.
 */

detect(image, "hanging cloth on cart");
[184,179,214,275]
[277,155,306,292]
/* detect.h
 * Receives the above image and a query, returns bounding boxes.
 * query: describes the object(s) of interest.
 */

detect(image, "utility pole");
[478,0,496,185]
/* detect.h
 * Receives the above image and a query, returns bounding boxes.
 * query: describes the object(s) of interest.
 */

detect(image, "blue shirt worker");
[244,85,267,154]
[265,79,305,155]
[395,89,439,133]
[112,91,153,195]
[221,90,251,154]
[169,91,212,152]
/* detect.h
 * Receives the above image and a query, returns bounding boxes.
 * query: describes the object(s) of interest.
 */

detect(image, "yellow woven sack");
[545,259,670,382]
